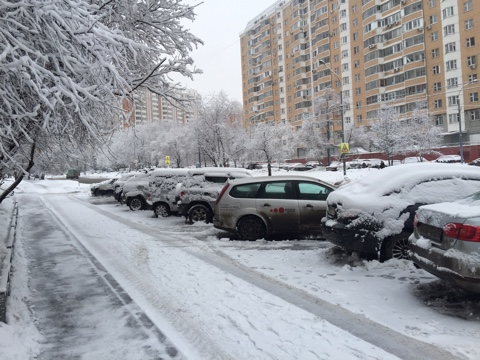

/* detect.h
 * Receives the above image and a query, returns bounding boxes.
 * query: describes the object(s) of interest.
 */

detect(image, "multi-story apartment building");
[240,0,480,149]
[121,88,202,128]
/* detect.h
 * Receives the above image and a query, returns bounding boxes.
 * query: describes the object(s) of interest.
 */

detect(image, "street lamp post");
[319,60,346,175]
[457,79,478,163]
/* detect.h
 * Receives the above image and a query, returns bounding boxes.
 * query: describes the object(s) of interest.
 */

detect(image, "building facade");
[240,0,480,146]
[121,88,202,129]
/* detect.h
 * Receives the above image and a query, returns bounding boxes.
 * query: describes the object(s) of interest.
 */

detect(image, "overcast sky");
[175,0,276,103]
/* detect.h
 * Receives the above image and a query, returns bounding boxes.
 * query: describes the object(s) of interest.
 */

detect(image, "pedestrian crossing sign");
[165,156,170,165]
[340,143,350,154]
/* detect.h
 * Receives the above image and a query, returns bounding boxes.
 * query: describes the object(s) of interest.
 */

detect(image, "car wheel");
[93,189,99,197]
[154,203,170,218]
[237,216,266,241]
[381,234,410,261]
[188,204,211,223]
[128,196,145,211]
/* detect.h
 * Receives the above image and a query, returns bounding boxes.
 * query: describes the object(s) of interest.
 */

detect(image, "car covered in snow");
[321,163,480,261]
[121,171,154,211]
[176,167,252,223]
[213,175,336,240]
[113,172,137,202]
[90,178,118,196]
[147,168,190,217]
[409,191,480,294]
[433,155,462,163]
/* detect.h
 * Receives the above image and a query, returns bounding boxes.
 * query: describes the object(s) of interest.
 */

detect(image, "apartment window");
[355,74,361,82]
[447,77,458,88]
[342,50,348,58]
[332,15,337,23]
[340,9,347,18]
[428,0,436,7]
[448,95,459,106]
[353,32,358,41]
[334,54,339,62]
[470,92,479,102]
[354,46,360,54]
[464,0,473,12]
[353,19,358,27]
[431,31,438,41]
[356,115,362,123]
[432,48,439,58]
[354,60,360,68]
[342,63,349,71]
[471,110,480,121]
[343,76,350,85]
[443,7,454,19]
[340,23,347,32]
[445,42,456,53]
[449,113,460,123]
[434,99,443,108]
[467,37,476,47]
[333,41,338,49]
[446,60,457,71]
[469,74,478,83]
[433,82,441,91]
[465,19,474,30]
[345,116,351,124]
[343,89,350,97]
[468,56,477,67]
[435,115,444,125]
[341,36,348,44]
[444,24,455,36]
[356,101,362,108]
[432,65,440,75]
[429,15,437,24]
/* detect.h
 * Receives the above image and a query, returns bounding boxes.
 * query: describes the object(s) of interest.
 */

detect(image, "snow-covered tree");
[194,92,245,167]
[408,101,443,159]
[293,88,344,164]
[0,0,202,203]
[361,105,408,165]
[246,122,293,176]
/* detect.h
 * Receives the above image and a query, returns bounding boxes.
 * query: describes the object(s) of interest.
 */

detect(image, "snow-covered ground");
[0,167,479,359]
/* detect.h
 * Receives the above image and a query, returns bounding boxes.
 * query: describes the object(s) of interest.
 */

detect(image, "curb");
[0,201,18,323]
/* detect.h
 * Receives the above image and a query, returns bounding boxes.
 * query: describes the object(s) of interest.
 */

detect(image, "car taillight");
[442,223,480,242]
[413,213,419,228]
[180,191,185,200]
[147,193,151,201]
[216,183,230,205]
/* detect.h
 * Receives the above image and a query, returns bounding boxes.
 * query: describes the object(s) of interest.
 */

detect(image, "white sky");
[174,0,276,102]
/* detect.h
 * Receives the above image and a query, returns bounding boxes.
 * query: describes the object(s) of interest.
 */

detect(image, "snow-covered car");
[121,171,154,211]
[213,175,336,240]
[286,163,311,171]
[146,168,190,217]
[433,155,462,163]
[90,178,117,196]
[402,156,427,164]
[409,191,480,294]
[176,168,252,223]
[113,172,136,202]
[321,163,480,262]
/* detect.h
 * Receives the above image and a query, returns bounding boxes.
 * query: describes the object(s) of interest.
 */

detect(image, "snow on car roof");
[420,191,480,218]
[330,163,480,199]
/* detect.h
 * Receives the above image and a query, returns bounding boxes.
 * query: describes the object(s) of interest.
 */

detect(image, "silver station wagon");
[213,175,336,240]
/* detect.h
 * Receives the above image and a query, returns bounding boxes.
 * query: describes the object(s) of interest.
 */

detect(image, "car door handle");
[263,203,271,207]
[304,204,313,208]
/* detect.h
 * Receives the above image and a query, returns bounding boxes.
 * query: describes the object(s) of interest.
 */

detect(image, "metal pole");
[457,97,464,163]
[340,90,346,175]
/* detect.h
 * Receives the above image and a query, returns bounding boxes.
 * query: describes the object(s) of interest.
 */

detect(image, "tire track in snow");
[66,194,462,360]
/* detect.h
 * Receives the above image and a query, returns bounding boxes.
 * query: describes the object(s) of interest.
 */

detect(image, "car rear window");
[230,183,261,198]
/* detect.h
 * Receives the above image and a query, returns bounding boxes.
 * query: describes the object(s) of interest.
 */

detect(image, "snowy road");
[10,179,478,360]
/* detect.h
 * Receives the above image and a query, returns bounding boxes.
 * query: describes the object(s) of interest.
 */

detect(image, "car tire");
[188,204,211,223]
[154,203,170,218]
[380,233,410,262]
[237,216,266,241]
[93,189,99,197]
[128,196,145,211]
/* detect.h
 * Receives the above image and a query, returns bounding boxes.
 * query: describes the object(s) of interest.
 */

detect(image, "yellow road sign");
[340,143,350,154]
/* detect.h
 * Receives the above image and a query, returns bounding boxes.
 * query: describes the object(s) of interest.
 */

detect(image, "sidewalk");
[0,195,18,323]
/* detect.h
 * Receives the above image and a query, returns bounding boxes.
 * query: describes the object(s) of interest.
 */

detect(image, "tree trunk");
[0,142,36,204]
